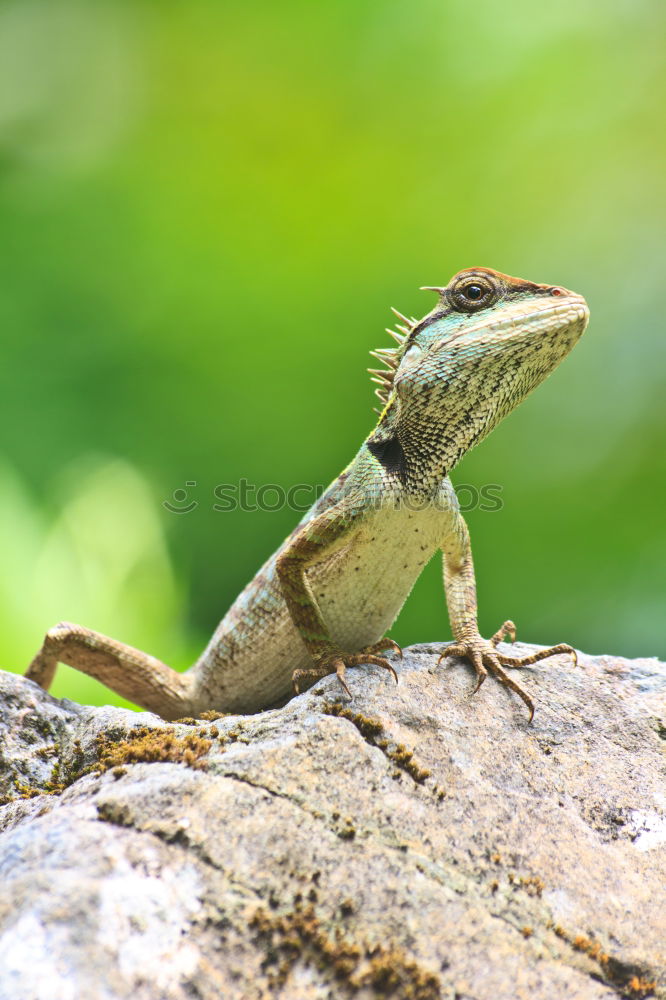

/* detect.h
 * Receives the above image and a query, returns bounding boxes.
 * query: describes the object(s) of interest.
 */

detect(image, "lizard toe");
[360,637,403,660]
[490,620,517,646]
[496,642,577,669]
[346,653,399,685]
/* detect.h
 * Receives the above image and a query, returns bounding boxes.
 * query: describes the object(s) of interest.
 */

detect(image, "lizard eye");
[448,273,500,313]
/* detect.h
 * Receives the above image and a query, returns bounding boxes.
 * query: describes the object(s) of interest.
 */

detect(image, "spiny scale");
[390,306,415,329]
[369,350,398,369]
[366,307,414,409]
[372,347,399,362]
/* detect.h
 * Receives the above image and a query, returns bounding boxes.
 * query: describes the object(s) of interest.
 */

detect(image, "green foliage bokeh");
[1,0,664,708]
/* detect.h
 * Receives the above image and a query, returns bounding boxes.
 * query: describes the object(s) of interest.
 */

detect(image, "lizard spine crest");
[368,307,417,410]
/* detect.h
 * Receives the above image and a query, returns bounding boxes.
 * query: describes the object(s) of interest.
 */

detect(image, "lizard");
[26,267,589,722]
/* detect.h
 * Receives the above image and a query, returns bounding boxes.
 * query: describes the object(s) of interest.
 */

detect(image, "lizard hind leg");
[26,622,195,722]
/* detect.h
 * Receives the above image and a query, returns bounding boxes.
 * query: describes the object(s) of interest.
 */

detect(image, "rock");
[0,643,664,1000]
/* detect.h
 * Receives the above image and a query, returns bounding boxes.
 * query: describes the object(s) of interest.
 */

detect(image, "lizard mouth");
[433,296,590,354]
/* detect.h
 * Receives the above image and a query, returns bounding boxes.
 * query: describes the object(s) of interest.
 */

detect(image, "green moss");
[250,902,441,999]
[0,725,213,806]
[548,922,657,998]
[323,703,383,739]
[385,743,430,785]
[322,703,432,786]
[12,783,41,800]
[93,727,211,772]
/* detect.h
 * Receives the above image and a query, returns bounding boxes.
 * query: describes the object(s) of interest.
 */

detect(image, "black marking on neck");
[366,434,406,481]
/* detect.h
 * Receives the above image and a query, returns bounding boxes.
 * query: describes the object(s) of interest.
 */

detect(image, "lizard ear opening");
[397,343,423,373]
[393,343,426,402]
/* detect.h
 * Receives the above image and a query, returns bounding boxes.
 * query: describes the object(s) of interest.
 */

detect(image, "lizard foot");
[438,623,576,722]
[293,642,400,698]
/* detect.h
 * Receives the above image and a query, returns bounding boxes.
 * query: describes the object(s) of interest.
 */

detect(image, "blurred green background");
[1,0,664,710]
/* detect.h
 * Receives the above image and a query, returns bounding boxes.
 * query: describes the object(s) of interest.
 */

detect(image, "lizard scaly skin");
[26,267,589,721]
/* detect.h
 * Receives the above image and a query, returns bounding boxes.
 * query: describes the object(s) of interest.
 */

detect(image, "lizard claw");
[437,625,576,722]
[334,659,352,698]
[361,637,403,660]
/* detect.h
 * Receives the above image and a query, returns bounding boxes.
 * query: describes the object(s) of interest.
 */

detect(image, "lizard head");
[368,267,589,479]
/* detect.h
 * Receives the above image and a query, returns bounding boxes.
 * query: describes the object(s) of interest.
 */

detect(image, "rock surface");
[0,643,665,1000]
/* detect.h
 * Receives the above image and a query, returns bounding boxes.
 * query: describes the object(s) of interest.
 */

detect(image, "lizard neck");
[366,405,464,498]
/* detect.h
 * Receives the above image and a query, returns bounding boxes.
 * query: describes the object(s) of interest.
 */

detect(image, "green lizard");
[26,267,589,722]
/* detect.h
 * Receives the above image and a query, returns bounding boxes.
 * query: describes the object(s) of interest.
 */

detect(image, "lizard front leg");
[276,497,400,697]
[439,511,576,721]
